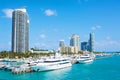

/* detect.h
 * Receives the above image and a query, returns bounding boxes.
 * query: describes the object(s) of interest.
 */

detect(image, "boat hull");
[31,62,72,72]
[77,59,93,64]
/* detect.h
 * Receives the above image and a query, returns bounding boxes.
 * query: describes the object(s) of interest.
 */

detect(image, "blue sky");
[0,0,120,51]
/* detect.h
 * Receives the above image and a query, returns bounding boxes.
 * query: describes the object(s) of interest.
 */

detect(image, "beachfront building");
[12,8,29,53]
[30,48,54,54]
[59,40,66,53]
[70,34,80,51]
[68,46,79,53]
[30,50,51,54]
[59,46,66,53]
[59,46,79,53]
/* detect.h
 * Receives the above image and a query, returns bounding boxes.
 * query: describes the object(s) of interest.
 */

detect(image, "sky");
[0,0,120,52]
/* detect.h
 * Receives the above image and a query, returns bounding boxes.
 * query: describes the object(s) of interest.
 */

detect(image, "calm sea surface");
[0,55,120,80]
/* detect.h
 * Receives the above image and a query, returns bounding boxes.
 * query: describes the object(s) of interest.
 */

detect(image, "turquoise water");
[0,55,120,80]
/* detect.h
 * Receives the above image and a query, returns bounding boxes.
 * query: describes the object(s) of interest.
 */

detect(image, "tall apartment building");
[70,34,80,51]
[12,8,29,53]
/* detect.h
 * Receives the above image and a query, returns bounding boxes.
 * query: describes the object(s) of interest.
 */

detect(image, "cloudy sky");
[0,0,120,51]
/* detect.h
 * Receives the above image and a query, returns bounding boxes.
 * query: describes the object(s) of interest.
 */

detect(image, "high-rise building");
[59,40,66,53]
[59,40,65,47]
[88,33,94,52]
[81,42,88,51]
[12,8,29,53]
[70,34,80,51]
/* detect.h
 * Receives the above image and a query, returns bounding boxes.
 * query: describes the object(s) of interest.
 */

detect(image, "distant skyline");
[0,0,120,51]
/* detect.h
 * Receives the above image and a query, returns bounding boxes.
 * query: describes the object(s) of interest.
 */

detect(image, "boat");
[30,53,72,72]
[76,53,94,64]
[0,62,5,69]
[31,58,72,72]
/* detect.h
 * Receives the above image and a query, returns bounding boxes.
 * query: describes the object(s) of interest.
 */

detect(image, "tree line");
[0,51,55,59]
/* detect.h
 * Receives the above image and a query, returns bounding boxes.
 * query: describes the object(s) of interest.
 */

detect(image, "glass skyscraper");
[70,34,80,51]
[88,33,94,52]
[81,42,88,51]
[59,40,65,47]
[12,8,29,53]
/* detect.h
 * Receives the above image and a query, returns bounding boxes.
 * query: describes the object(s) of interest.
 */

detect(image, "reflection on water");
[40,67,72,80]
[45,67,71,75]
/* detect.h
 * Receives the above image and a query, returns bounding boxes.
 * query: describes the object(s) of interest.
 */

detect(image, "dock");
[12,67,33,74]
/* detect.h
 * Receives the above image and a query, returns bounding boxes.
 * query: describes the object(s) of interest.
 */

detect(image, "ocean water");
[0,55,120,80]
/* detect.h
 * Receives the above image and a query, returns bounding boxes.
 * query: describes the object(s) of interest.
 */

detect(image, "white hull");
[77,59,93,64]
[76,53,95,64]
[31,62,72,71]
[30,57,72,72]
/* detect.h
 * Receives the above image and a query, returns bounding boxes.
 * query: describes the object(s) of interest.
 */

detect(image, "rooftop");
[14,8,26,13]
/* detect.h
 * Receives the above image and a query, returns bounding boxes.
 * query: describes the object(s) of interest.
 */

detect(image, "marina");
[0,54,120,80]
[0,52,118,74]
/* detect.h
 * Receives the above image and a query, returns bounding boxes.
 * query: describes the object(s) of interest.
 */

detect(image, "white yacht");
[31,58,72,72]
[30,53,72,72]
[77,53,95,64]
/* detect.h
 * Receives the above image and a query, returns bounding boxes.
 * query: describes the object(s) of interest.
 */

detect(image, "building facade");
[88,33,94,52]
[81,33,94,52]
[59,46,79,53]
[59,40,65,47]
[81,42,88,51]
[70,34,80,51]
[12,8,29,53]
[59,46,66,53]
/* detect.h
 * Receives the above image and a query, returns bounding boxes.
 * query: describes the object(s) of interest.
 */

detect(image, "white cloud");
[95,36,119,47]
[95,40,120,51]
[91,25,101,30]
[2,9,14,18]
[40,34,46,39]
[91,26,96,30]
[44,9,57,16]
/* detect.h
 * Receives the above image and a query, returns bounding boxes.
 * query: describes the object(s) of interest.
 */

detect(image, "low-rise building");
[30,48,54,54]
[59,46,79,53]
